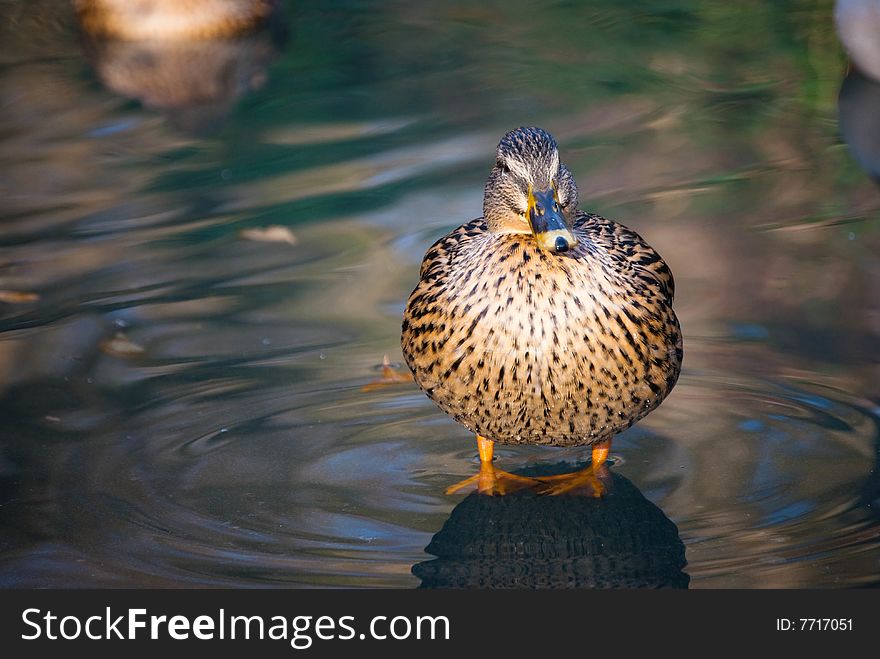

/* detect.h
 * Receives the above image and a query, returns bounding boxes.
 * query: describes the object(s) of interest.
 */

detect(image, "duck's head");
[483,126,578,254]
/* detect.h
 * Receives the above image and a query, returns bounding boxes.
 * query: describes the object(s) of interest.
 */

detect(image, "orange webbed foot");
[534,463,611,497]
[445,462,548,496]
[533,439,613,497]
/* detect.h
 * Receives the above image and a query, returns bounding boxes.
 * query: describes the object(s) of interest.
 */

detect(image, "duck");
[835,0,880,83]
[401,127,682,496]
[74,0,282,134]
[73,0,276,41]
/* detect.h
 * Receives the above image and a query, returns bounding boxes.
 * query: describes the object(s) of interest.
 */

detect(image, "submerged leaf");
[0,290,40,303]
[239,226,298,246]
[100,332,146,358]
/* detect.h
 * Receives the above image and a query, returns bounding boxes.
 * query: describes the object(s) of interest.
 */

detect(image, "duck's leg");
[445,435,544,496]
[535,438,612,497]
[591,438,611,468]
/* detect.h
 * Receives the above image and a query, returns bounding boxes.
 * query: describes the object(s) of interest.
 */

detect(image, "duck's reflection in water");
[838,68,880,184]
[414,464,688,589]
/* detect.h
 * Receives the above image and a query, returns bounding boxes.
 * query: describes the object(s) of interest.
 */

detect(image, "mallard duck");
[401,127,682,495]
[74,0,275,40]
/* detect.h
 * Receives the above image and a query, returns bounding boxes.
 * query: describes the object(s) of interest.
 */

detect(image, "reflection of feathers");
[413,466,689,588]
[838,69,880,182]
[82,34,278,132]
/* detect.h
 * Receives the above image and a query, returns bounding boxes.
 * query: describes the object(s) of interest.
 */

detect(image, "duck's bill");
[527,187,578,253]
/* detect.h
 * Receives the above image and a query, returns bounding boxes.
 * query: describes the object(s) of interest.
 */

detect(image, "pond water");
[1,0,878,588]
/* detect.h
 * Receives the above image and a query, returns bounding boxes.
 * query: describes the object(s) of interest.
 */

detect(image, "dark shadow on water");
[413,463,689,589]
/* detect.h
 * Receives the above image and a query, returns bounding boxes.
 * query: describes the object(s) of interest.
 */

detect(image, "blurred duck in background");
[835,0,880,182]
[835,0,880,82]
[73,0,284,134]
[74,0,277,40]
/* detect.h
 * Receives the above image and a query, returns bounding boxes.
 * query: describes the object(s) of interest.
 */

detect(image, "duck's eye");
[497,160,510,174]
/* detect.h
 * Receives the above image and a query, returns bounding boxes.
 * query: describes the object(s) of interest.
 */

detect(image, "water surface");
[1,0,879,588]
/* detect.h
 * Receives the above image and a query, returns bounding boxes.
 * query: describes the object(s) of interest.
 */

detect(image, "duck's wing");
[418,217,489,281]
[575,212,675,303]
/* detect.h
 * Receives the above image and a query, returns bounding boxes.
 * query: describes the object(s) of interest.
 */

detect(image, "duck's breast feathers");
[575,212,675,304]
[401,211,681,445]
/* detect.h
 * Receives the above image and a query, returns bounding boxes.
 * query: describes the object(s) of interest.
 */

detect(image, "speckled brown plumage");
[401,127,681,449]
